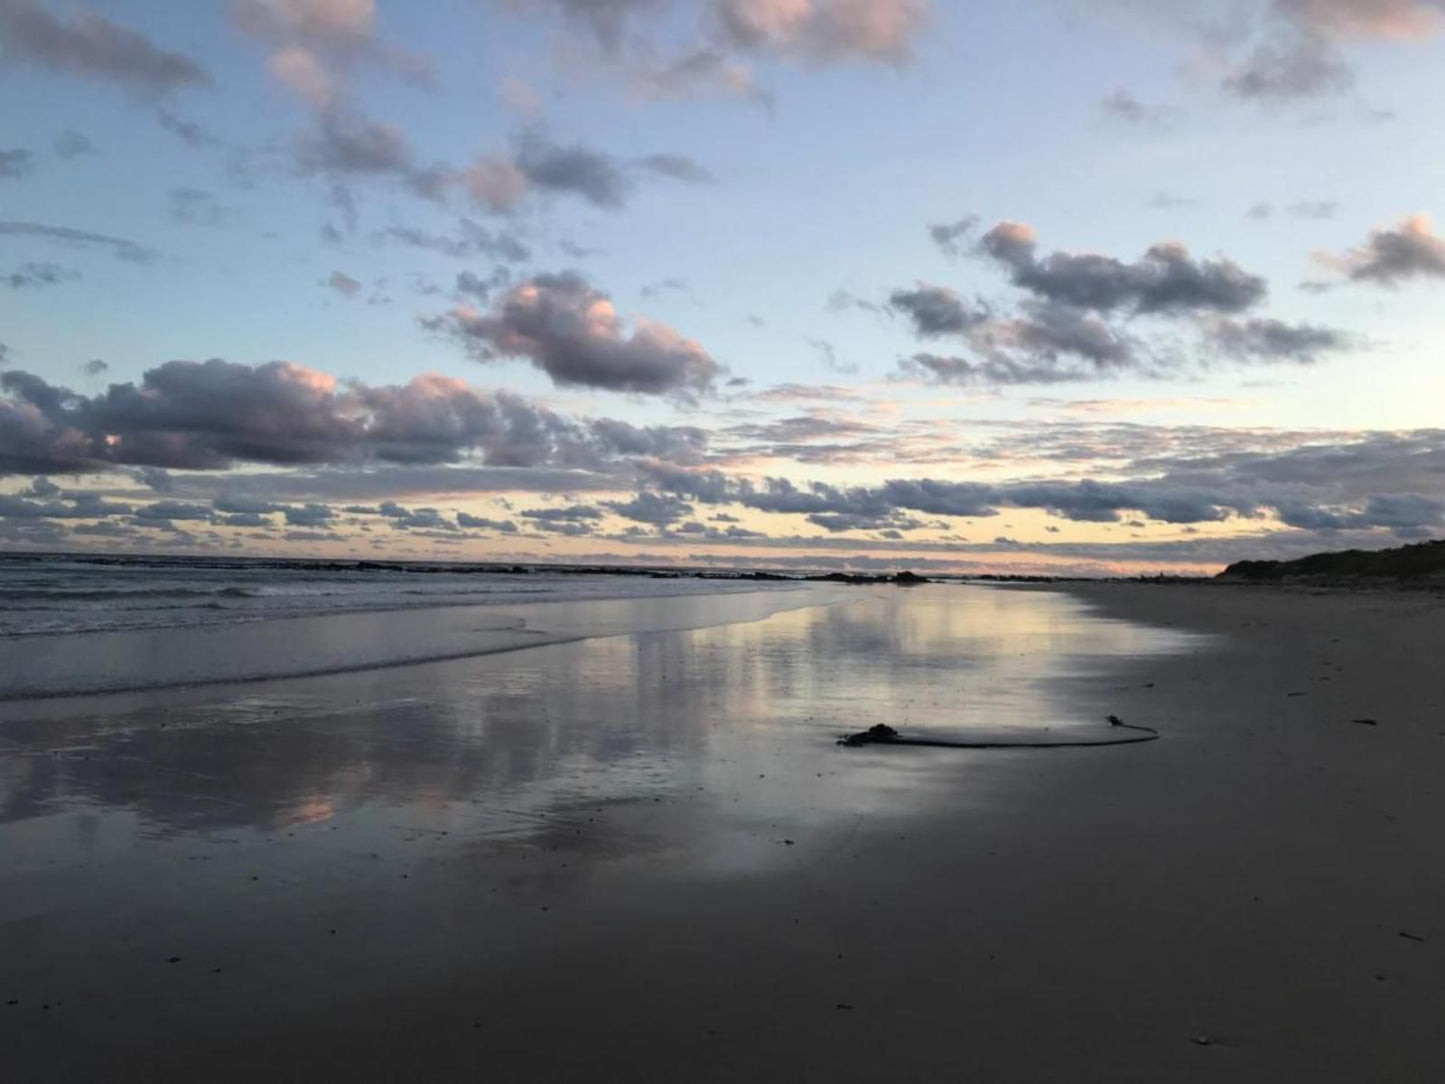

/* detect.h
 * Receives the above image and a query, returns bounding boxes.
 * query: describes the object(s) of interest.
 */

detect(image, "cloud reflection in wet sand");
[0,586,1200,852]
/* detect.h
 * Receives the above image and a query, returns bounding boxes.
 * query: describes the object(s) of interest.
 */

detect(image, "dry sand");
[3,582,1444,1082]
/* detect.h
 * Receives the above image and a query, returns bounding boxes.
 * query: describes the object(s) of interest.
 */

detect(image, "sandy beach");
[3,581,1444,1082]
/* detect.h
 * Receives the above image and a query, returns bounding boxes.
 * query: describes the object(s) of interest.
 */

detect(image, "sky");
[2,0,1445,575]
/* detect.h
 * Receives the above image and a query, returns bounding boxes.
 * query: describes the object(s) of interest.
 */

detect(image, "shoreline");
[4,582,1444,1081]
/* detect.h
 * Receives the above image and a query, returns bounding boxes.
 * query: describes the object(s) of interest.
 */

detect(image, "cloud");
[1223,33,1354,102]
[456,512,519,532]
[267,43,339,108]
[899,353,1106,387]
[463,133,704,214]
[0,148,33,178]
[53,129,94,158]
[637,153,714,183]
[889,284,987,336]
[455,268,512,303]
[1276,0,1445,41]
[1329,214,1445,285]
[233,0,375,52]
[513,132,631,208]
[1286,199,1338,219]
[604,491,694,526]
[378,219,530,262]
[711,0,929,65]
[234,0,433,108]
[630,44,770,107]
[431,272,720,396]
[3,261,79,289]
[927,217,977,258]
[0,359,685,474]
[504,0,666,52]
[0,219,156,263]
[520,503,603,522]
[327,269,362,297]
[0,0,211,95]
[296,112,409,174]
[168,187,225,227]
[978,222,1268,316]
[154,107,216,148]
[1206,317,1348,362]
[464,156,530,213]
[1097,88,1173,126]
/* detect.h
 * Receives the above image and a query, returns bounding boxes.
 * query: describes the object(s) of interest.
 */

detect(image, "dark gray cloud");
[604,491,694,526]
[520,503,602,522]
[977,302,1136,367]
[1223,34,1353,102]
[0,148,32,178]
[666,463,1445,536]
[0,219,156,263]
[638,153,714,183]
[927,217,977,258]
[514,132,632,209]
[3,261,79,289]
[456,512,519,532]
[1207,317,1348,362]
[1097,88,1172,126]
[0,358,723,515]
[455,268,512,303]
[432,272,719,397]
[283,502,335,527]
[466,133,713,214]
[379,219,530,262]
[1334,214,1445,285]
[899,353,1102,387]
[0,0,211,95]
[889,284,987,336]
[154,107,215,148]
[890,218,1332,386]
[297,113,411,175]
[978,222,1268,316]
[0,359,700,475]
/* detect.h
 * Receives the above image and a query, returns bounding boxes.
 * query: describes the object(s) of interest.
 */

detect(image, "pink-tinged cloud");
[1278,0,1445,40]
[1327,214,1445,285]
[233,0,375,51]
[713,0,928,63]
[268,45,337,107]
[465,156,530,212]
[434,273,720,397]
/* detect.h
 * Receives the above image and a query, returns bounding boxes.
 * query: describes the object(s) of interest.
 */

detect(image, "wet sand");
[3,583,1444,1081]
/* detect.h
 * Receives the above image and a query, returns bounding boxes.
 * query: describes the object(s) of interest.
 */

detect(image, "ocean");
[0,552,821,699]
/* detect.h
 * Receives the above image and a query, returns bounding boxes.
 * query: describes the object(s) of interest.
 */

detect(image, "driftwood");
[838,717,1159,750]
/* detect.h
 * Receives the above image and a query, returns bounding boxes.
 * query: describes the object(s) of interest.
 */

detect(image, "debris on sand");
[838,724,899,747]
[1351,718,1379,726]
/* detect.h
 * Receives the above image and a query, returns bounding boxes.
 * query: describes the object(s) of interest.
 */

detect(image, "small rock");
[167,956,182,964]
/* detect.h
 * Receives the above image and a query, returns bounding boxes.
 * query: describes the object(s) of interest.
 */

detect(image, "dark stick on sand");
[838,716,1159,750]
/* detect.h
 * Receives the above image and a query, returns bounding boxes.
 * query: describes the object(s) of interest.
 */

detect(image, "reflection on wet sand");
[0,585,1200,1077]
[0,587,1197,844]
